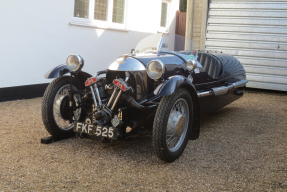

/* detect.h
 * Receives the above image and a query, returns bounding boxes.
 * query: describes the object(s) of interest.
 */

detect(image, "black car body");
[41,34,247,162]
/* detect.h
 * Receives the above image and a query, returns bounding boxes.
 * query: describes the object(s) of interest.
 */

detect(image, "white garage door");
[205,0,287,91]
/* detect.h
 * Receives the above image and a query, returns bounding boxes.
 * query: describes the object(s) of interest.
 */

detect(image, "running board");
[197,80,248,98]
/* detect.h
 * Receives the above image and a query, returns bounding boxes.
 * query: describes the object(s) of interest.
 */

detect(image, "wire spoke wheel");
[42,76,84,138]
[152,88,193,162]
[53,84,81,131]
[166,98,189,152]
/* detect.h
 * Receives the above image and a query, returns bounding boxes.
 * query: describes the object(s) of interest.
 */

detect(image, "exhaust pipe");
[197,79,248,98]
[122,94,156,111]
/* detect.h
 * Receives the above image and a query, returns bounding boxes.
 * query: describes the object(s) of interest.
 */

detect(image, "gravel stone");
[0,90,286,191]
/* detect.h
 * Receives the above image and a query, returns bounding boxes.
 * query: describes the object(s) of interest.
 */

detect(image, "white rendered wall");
[0,0,179,88]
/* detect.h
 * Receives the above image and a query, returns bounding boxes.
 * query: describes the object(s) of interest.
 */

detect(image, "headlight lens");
[146,60,165,80]
[66,55,84,72]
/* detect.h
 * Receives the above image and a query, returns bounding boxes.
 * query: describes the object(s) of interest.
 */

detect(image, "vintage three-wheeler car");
[41,34,247,162]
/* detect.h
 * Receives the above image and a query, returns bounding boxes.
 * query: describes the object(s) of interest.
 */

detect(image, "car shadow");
[56,107,240,163]
[55,105,274,164]
[199,107,239,130]
[55,131,156,163]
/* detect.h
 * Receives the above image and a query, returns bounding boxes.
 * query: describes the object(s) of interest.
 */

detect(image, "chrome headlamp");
[186,59,197,71]
[146,60,165,80]
[66,55,84,72]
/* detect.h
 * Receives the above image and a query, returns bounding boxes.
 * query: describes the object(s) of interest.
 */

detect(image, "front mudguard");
[45,65,71,79]
[154,75,200,140]
[45,64,92,80]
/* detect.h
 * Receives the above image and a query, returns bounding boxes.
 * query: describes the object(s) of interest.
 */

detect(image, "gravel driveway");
[0,90,286,192]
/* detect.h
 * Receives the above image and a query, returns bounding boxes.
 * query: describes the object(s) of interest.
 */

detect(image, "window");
[74,0,89,18]
[94,0,108,21]
[73,0,126,28]
[112,0,125,23]
[160,2,168,27]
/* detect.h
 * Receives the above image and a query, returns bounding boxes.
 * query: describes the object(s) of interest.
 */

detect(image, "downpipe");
[107,73,130,111]
[93,72,131,114]
[90,71,155,115]
[197,79,248,98]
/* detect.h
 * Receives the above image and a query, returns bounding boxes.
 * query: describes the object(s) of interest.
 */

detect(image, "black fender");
[155,75,200,140]
[45,65,72,79]
[45,65,92,81]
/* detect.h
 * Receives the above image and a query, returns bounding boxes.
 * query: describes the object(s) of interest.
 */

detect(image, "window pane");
[74,0,89,18]
[94,0,108,20]
[160,2,168,27]
[112,0,125,23]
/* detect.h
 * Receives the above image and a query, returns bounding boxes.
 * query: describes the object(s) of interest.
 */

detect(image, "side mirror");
[130,49,135,55]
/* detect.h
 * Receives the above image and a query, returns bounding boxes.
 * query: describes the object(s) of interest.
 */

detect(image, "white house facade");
[0,0,179,92]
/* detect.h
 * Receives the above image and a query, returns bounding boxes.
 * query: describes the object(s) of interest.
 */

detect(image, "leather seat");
[197,52,223,80]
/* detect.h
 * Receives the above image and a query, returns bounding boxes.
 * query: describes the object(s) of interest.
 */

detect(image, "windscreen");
[134,33,200,67]
[135,34,189,53]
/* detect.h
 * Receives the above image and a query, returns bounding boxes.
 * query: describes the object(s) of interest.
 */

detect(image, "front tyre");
[42,76,83,138]
[152,89,193,162]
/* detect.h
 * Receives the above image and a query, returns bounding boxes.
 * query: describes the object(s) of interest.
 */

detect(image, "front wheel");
[152,89,193,162]
[41,76,83,138]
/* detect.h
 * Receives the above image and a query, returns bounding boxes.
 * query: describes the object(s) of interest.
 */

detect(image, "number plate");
[74,122,115,139]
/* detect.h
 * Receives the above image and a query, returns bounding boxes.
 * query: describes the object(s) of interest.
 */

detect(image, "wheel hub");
[58,95,74,121]
[175,115,185,136]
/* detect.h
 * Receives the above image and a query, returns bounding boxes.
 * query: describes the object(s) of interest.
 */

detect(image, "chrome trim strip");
[197,79,248,98]
[197,90,212,98]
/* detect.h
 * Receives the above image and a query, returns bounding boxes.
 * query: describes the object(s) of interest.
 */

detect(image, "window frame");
[71,0,128,31]
[159,0,171,32]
